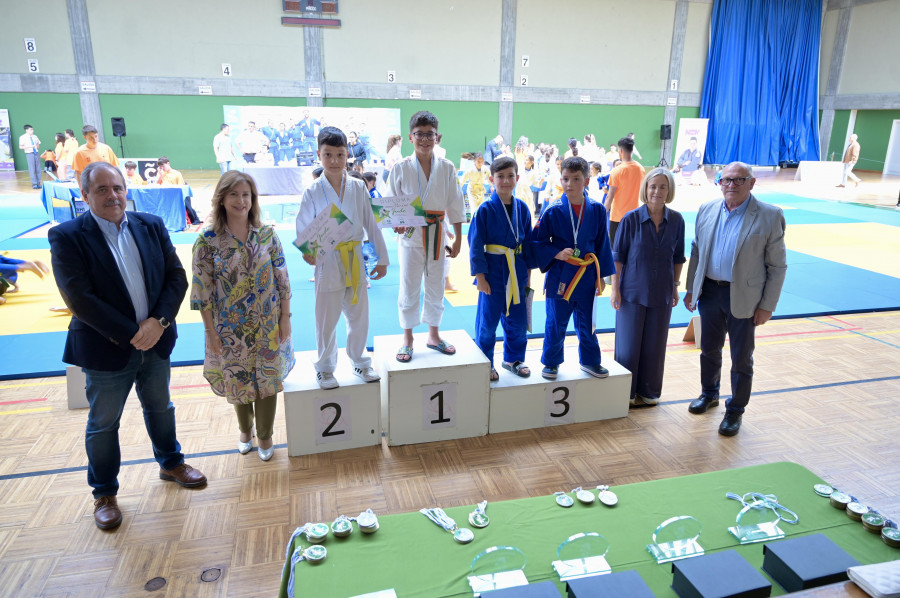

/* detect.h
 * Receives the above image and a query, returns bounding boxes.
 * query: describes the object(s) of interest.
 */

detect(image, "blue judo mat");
[2,190,899,379]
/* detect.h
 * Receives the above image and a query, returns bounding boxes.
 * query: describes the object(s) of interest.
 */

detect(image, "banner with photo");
[673,118,709,182]
[0,109,13,171]
[223,105,401,167]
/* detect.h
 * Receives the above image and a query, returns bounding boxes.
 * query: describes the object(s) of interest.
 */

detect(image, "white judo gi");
[296,175,389,373]
[388,155,465,330]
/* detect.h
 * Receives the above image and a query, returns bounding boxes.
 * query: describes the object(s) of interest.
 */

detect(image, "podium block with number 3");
[488,346,631,434]
[374,330,490,446]
[282,351,382,456]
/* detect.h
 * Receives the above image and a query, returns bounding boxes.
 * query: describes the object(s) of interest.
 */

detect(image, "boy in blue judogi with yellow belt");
[534,157,615,380]
[468,156,536,381]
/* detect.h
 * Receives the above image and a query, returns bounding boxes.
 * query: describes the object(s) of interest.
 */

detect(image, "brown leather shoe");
[93,496,122,530]
[159,463,207,488]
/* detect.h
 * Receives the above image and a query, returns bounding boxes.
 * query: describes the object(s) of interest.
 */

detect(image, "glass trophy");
[467,546,528,597]
[552,532,611,581]
[728,500,785,544]
[646,516,704,564]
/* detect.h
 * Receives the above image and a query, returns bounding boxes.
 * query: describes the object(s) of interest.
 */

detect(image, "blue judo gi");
[468,192,536,367]
[534,193,615,368]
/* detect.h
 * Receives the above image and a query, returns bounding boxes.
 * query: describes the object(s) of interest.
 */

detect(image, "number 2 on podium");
[422,382,457,430]
[314,395,352,444]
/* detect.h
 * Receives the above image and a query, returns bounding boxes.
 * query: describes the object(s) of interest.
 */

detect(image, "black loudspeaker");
[111,117,126,137]
[660,124,672,140]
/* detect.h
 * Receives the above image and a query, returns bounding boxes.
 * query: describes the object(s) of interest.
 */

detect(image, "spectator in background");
[627,132,643,161]
[564,137,579,159]
[156,156,201,225]
[124,161,145,186]
[235,122,268,164]
[73,125,119,186]
[19,125,42,189]
[213,124,235,175]
[837,134,861,188]
[485,134,503,164]
[462,152,492,219]
[59,129,78,181]
[605,137,645,247]
[347,130,367,166]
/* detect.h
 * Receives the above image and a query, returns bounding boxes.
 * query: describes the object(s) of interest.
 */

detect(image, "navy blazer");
[49,211,188,371]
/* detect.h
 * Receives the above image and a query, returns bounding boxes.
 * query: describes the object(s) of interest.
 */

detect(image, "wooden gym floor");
[0,168,899,596]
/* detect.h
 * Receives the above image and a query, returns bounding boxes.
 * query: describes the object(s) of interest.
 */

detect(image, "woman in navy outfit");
[609,168,685,407]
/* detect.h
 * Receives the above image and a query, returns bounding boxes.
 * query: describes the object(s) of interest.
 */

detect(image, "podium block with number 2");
[374,330,490,446]
[282,351,382,456]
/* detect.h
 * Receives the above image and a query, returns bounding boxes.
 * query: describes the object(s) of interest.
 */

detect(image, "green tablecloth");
[279,461,897,597]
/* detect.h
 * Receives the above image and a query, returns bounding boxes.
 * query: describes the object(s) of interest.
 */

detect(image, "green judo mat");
[278,461,897,597]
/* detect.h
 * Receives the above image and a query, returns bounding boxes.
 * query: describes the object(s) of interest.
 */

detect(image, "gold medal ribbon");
[485,244,520,315]
[562,252,601,301]
[335,240,361,305]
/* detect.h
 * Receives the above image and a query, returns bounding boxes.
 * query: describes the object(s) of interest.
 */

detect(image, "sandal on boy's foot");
[489,368,499,382]
[396,346,413,362]
[580,363,609,378]
[502,360,531,378]
[426,340,456,355]
[541,366,558,380]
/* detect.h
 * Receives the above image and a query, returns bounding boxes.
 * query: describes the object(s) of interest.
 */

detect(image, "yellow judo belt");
[422,211,446,262]
[485,244,521,315]
[562,253,601,301]
[335,240,361,305]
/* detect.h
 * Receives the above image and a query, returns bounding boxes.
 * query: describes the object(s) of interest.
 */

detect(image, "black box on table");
[671,550,771,598]
[566,570,655,597]
[762,533,860,592]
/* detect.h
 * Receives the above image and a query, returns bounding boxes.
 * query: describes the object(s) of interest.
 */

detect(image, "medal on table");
[421,507,474,544]
[468,501,490,528]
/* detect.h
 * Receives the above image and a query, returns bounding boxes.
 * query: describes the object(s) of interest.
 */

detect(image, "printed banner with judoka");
[0,109,13,171]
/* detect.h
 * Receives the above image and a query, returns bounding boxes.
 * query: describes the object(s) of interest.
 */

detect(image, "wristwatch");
[157,316,171,329]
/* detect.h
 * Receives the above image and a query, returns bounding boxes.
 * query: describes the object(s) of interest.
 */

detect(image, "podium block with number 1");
[374,330,490,446]
[282,350,382,456]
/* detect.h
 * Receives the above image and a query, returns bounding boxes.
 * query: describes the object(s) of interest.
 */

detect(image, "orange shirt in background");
[73,143,119,174]
[608,161,645,222]
[156,169,185,185]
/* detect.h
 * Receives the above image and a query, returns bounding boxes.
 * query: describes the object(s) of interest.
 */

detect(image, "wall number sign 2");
[422,382,457,430]
[544,384,575,425]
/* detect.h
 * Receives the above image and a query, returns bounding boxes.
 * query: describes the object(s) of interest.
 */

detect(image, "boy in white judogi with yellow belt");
[296,126,389,390]
[388,110,465,362]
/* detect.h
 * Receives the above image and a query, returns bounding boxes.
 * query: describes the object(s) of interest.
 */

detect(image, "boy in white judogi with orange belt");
[387,111,465,362]
[296,126,389,390]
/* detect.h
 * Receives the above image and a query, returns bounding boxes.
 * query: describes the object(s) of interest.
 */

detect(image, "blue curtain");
[700,0,822,166]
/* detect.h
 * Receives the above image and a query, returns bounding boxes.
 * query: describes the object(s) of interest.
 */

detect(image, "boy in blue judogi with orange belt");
[468,156,536,382]
[534,157,615,380]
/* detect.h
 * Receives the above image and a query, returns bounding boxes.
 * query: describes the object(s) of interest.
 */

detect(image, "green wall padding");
[852,109,900,172]
[0,93,82,171]
[97,95,308,170]
[512,104,666,168]
[827,110,851,161]
[325,98,498,169]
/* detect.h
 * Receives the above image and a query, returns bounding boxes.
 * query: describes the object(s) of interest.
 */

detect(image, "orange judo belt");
[561,253,601,301]
[422,210,446,262]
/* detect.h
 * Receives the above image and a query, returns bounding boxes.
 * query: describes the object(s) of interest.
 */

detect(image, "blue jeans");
[219,161,231,175]
[698,278,756,415]
[83,350,184,497]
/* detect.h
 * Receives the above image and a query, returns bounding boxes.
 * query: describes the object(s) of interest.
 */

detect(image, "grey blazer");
[685,195,787,319]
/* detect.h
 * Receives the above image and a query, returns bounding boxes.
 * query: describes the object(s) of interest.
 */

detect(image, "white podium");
[66,365,89,410]
[487,346,631,434]
[282,350,382,456]
[373,330,490,446]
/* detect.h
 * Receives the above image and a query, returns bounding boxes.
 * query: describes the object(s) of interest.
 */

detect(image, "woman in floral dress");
[191,171,294,461]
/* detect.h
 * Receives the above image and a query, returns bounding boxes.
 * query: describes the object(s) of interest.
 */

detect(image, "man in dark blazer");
[49,161,206,530]
[684,162,787,436]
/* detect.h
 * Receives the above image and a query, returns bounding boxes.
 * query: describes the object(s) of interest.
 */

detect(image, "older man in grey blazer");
[684,162,787,436]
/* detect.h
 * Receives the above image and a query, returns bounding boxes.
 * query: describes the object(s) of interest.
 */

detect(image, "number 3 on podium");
[545,384,575,425]
[422,382,457,430]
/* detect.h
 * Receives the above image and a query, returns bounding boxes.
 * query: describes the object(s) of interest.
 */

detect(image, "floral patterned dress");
[190,224,295,404]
